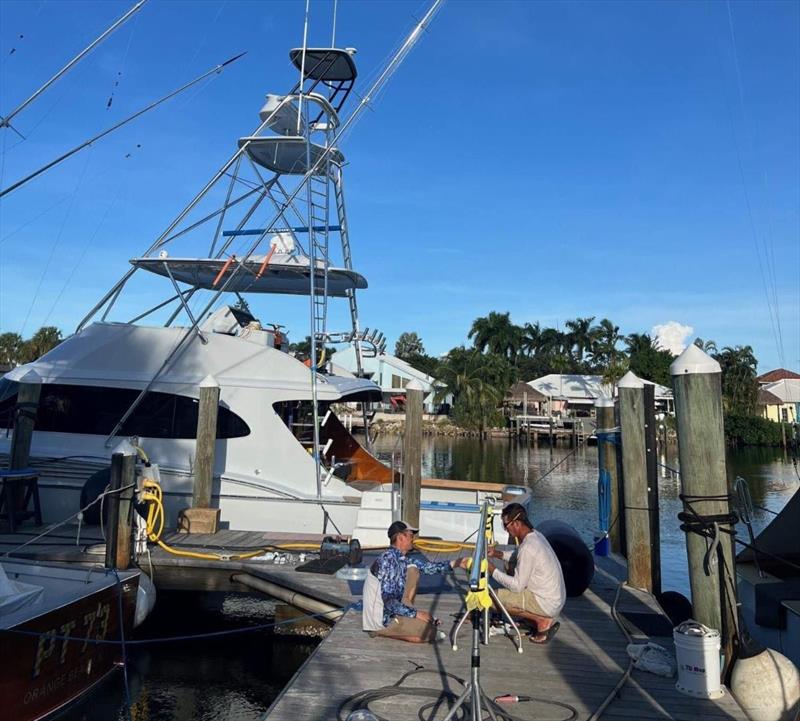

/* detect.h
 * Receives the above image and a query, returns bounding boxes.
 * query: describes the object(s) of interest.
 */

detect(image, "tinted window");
[0,382,249,439]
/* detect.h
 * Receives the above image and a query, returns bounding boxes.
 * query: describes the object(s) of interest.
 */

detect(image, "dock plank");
[265,554,748,721]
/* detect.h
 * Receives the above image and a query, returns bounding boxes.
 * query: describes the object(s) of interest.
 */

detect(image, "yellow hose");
[141,480,322,560]
[140,479,475,560]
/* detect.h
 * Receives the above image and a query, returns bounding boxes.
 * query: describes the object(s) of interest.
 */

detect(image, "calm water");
[66,437,797,720]
[372,435,799,595]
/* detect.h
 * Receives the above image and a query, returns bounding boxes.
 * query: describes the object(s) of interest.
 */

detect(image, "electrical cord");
[336,668,578,721]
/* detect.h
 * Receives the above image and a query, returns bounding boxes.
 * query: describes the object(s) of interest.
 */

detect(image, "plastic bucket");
[673,620,724,699]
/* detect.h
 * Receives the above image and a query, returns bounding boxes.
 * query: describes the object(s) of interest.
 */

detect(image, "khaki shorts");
[495,588,551,618]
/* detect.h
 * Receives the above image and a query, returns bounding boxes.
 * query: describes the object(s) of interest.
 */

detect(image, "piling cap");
[617,371,644,389]
[200,374,219,388]
[594,397,615,408]
[670,344,721,376]
[405,379,425,392]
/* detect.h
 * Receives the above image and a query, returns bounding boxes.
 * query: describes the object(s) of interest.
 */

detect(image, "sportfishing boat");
[736,485,800,666]
[0,558,139,721]
[0,25,530,546]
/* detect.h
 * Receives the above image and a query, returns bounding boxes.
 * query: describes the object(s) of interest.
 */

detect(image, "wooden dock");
[264,551,748,720]
[0,525,749,720]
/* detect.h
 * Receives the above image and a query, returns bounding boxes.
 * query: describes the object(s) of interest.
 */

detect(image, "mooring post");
[115,452,137,570]
[105,452,123,569]
[193,375,219,509]
[618,371,654,590]
[10,370,42,470]
[403,379,424,527]
[595,397,622,554]
[671,345,738,673]
[643,383,662,596]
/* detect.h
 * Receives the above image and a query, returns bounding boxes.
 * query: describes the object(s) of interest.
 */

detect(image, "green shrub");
[724,414,790,447]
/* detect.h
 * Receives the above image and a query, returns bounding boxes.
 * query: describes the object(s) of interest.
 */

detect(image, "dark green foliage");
[713,346,758,416]
[395,331,425,358]
[0,326,63,367]
[625,333,673,386]
[724,414,791,447]
[401,352,441,378]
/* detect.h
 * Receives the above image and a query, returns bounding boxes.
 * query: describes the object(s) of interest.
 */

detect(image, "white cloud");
[651,321,694,355]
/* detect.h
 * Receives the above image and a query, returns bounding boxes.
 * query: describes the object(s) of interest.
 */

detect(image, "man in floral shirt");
[362,520,466,642]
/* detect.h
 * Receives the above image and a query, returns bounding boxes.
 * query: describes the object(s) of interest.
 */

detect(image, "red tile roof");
[757,368,800,383]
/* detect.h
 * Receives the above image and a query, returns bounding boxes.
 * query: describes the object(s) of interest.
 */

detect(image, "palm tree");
[20,326,63,363]
[693,337,718,354]
[565,316,595,366]
[468,312,522,360]
[588,318,622,370]
[714,345,758,415]
[0,332,24,367]
[520,321,542,357]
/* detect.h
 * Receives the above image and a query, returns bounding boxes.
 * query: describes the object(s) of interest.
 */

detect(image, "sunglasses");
[503,515,521,531]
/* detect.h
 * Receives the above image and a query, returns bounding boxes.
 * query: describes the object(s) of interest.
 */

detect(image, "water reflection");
[372,435,798,596]
[64,592,318,721]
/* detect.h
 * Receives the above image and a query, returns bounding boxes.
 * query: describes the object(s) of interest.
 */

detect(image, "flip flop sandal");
[529,621,560,644]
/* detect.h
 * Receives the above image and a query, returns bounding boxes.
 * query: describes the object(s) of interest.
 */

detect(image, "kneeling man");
[363,520,465,643]
[489,503,566,644]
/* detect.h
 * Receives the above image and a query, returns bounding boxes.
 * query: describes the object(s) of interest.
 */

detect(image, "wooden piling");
[643,383,662,596]
[104,453,122,569]
[193,375,219,509]
[595,398,622,554]
[618,371,654,591]
[403,379,424,527]
[671,345,738,674]
[115,453,136,570]
[10,370,41,470]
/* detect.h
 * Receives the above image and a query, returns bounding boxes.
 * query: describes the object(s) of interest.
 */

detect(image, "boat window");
[0,383,250,439]
[273,400,330,448]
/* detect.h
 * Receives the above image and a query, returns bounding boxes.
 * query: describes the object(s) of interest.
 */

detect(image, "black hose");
[336,668,578,721]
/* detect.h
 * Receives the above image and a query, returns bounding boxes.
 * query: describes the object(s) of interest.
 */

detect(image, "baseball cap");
[387,520,419,539]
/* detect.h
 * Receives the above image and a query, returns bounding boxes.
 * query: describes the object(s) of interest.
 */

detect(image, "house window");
[0,380,249,439]
[391,374,404,389]
[781,407,788,422]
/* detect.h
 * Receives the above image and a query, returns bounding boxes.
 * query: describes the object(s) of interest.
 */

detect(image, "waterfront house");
[333,347,450,414]
[756,368,800,386]
[527,373,674,416]
[759,378,800,423]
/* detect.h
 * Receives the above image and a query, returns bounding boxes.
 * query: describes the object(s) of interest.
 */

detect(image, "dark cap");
[388,520,419,539]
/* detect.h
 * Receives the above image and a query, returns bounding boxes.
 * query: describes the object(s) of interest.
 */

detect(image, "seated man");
[362,520,465,643]
[488,503,566,644]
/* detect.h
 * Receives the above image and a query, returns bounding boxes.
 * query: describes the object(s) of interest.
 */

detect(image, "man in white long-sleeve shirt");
[488,503,566,644]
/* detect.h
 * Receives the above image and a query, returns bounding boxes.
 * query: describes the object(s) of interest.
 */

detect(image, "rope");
[2,482,135,557]
[2,601,358,646]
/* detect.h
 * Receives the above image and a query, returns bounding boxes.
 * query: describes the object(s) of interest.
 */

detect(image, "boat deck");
[0,525,749,720]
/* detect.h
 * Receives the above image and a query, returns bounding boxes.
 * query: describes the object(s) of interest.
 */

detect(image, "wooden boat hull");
[0,572,139,721]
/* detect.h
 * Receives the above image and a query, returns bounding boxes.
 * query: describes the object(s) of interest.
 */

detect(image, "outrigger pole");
[0,0,148,136]
[92,0,446,450]
[0,52,247,198]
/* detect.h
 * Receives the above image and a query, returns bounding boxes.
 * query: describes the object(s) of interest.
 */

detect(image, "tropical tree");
[564,316,595,367]
[436,347,514,432]
[520,321,542,357]
[625,332,673,386]
[588,318,623,370]
[693,337,718,354]
[468,312,522,360]
[395,332,425,359]
[714,345,758,416]
[19,326,63,363]
[0,332,24,367]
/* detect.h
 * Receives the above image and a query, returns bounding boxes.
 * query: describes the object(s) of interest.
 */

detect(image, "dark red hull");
[0,573,139,721]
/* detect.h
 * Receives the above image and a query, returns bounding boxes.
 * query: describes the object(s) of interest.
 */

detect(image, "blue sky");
[0,0,797,372]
